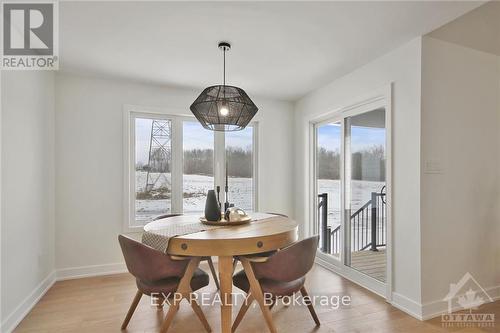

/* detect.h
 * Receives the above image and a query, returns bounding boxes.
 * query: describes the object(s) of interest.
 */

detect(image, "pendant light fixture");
[190,42,258,131]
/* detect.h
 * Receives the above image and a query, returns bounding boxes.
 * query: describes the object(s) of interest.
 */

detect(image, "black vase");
[205,190,221,221]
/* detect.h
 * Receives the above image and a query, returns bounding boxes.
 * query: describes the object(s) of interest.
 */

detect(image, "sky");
[183,121,214,150]
[136,118,382,165]
[318,122,385,153]
[136,118,253,165]
[225,126,253,151]
[135,118,157,165]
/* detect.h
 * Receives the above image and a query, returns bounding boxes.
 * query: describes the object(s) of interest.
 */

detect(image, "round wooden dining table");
[143,213,298,333]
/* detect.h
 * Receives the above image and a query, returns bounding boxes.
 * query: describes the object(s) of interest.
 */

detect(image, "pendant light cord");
[223,47,226,87]
[222,47,226,105]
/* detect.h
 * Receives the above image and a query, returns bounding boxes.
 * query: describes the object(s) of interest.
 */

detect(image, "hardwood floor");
[14,264,499,333]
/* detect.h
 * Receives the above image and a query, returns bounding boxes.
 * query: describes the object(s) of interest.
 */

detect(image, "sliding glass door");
[345,109,387,282]
[314,107,388,284]
[315,121,342,260]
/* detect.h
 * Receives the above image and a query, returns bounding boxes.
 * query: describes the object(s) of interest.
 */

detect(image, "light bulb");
[219,106,229,116]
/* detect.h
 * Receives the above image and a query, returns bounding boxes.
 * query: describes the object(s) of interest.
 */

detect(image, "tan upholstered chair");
[232,236,320,332]
[152,213,221,290]
[118,235,211,333]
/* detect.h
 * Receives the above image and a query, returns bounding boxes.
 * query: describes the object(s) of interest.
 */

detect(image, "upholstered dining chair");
[231,212,289,274]
[118,235,211,333]
[152,213,220,290]
[231,236,320,333]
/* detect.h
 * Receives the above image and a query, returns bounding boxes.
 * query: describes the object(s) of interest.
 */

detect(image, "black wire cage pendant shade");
[190,42,258,131]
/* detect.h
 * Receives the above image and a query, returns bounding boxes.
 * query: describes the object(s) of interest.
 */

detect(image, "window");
[134,117,172,224]
[126,109,257,230]
[183,121,214,213]
[226,126,254,211]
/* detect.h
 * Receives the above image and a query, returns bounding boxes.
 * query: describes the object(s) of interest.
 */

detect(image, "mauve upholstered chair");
[118,235,211,333]
[232,236,320,332]
[231,213,289,274]
[152,213,221,290]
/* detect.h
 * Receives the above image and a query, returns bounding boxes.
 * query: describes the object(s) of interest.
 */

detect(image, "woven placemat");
[142,212,277,252]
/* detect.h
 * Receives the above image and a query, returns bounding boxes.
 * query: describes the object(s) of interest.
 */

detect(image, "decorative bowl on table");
[224,207,248,222]
[200,207,251,226]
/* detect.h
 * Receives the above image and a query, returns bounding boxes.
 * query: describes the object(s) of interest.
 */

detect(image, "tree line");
[318,145,385,181]
[136,146,252,178]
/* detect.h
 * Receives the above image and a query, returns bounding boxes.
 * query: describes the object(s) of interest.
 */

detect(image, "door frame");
[308,85,393,301]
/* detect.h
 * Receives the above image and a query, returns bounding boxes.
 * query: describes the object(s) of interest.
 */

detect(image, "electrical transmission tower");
[145,120,172,192]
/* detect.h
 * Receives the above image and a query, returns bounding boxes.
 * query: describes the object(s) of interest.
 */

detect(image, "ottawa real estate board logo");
[1,1,58,69]
[441,272,495,328]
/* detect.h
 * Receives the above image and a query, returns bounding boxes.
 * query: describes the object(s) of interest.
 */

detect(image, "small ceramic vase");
[205,190,221,221]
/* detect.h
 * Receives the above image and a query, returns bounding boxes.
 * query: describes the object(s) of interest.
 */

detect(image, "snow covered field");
[317,179,384,228]
[135,171,252,223]
[135,171,382,227]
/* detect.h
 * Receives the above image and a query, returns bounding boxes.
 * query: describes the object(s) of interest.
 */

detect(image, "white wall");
[1,71,55,330]
[294,38,423,311]
[420,36,500,314]
[498,59,500,288]
[55,73,294,272]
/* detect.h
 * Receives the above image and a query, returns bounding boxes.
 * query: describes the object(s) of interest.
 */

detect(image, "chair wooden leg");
[160,302,180,333]
[160,257,202,333]
[241,259,277,333]
[190,298,212,332]
[300,286,320,326]
[269,298,276,311]
[232,293,253,333]
[207,257,220,290]
[121,290,142,329]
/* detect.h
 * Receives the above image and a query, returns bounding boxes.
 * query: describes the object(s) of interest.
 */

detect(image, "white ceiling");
[60,1,484,101]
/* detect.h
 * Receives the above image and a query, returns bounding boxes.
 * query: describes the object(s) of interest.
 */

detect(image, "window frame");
[225,123,258,212]
[123,105,258,232]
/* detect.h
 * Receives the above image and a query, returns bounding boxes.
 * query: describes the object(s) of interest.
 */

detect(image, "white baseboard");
[1,263,127,332]
[56,262,127,281]
[421,284,500,320]
[315,255,500,322]
[315,256,425,321]
[391,292,423,320]
[1,271,56,333]
[54,260,222,282]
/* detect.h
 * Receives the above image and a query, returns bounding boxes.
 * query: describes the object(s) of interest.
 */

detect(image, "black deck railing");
[318,188,386,255]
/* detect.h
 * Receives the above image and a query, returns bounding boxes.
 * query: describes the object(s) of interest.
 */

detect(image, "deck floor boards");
[351,249,386,282]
